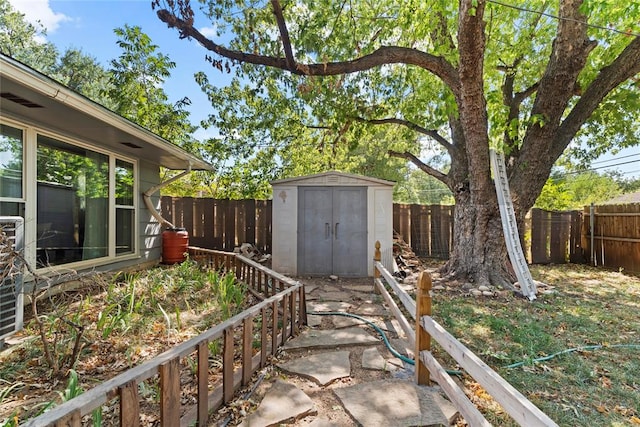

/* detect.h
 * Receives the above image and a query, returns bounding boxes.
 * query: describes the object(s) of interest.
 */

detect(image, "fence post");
[373,240,381,293]
[415,270,432,385]
[235,254,242,281]
[590,203,595,266]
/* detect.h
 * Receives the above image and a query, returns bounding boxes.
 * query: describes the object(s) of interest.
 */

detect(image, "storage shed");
[271,171,394,277]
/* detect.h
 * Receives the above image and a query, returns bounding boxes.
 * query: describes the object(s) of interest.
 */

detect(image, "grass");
[431,264,640,426]
[0,258,248,425]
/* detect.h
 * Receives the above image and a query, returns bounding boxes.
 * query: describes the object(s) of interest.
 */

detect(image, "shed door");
[298,186,367,277]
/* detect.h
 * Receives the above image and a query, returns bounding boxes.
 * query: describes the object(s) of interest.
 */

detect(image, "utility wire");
[589,152,640,165]
[487,0,640,38]
[559,159,640,175]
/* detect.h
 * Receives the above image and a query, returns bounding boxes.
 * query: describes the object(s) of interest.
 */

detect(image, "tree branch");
[500,58,539,155]
[330,120,352,153]
[388,150,449,184]
[270,0,296,71]
[156,9,461,96]
[513,82,539,105]
[527,0,597,134]
[554,35,640,159]
[352,116,454,154]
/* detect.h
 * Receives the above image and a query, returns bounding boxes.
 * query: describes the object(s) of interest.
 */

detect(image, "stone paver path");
[233,277,459,426]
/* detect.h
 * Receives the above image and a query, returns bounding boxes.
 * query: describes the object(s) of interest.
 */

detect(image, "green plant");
[0,380,24,405]
[208,339,221,357]
[215,273,245,318]
[57,369,83,402]
[138,379,159,403]
[32,370,101,425]
[0,414,19,427]
[185,355,197,375]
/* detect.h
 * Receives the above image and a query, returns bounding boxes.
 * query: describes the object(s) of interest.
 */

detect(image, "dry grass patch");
[431,264,640,426]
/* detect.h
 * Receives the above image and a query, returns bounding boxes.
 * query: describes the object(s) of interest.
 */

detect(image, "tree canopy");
[156,0,640,287]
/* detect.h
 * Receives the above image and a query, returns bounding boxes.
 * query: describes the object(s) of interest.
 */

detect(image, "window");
[36,135,109,267]
[115,159,135,255]
[1,119,139,270]
[0,124,24,216]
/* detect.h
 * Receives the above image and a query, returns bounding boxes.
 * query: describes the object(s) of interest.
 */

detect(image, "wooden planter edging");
[373,242,557,427]
[22,247,306,427]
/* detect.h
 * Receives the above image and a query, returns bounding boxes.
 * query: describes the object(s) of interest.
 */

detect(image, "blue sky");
[7,0,640,179]
[8,0,231,140]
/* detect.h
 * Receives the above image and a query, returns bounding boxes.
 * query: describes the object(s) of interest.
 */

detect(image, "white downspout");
[143,164,192,228]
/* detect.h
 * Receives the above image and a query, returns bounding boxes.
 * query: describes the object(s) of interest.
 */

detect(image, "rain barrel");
[162,227,189,264]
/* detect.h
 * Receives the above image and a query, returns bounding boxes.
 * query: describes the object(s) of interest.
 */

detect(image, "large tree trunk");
[443,186,515,289]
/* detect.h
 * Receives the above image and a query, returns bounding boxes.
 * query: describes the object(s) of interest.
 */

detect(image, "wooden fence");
[583,203,640,274]
[529,208,585,264]
[373,245,558,426]
[160,197,639,272]
[161,197,273,254]
[393,204,454,258]
[159,197,456,258]
[24,248,306,427]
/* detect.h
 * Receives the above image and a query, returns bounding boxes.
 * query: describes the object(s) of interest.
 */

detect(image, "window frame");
[0,121,26,204]
[0,118,139,272]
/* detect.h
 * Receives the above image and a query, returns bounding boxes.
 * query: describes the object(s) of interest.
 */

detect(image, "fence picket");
[160,358,180,426]
[119,381,139,427]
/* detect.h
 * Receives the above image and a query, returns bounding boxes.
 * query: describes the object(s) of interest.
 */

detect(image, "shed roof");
[271,171,395,187]
[0,54,212,171]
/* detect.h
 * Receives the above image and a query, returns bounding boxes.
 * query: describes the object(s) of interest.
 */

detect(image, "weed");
[0,380,24,405]
[138,379,159,403]
[57,369,83,402]
[208,339,222,357]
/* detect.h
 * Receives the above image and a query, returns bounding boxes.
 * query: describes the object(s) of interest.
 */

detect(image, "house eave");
[0,54,212,171]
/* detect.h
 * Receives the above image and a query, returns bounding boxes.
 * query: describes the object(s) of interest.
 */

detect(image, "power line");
[487,0,640,38]
[550,167,640,182]
[590,152,640,165]
[561,159,640,175]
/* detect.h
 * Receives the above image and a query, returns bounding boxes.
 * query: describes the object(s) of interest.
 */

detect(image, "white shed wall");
[371,187,394,273]
[271,186,298,274]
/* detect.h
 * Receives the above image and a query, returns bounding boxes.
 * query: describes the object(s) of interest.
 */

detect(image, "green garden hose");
[308,311,414,364]
[503,343,640,369]
[307,311,463,375]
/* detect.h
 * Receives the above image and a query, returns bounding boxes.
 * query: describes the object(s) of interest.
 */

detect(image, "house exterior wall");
[138,160,163,264]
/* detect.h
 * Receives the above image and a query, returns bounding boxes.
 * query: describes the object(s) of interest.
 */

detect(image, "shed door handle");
[334,222,339,240]
[325,223,330,239]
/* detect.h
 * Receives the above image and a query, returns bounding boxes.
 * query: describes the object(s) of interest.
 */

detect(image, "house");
[600,190,640,205]
[0,53,212,276]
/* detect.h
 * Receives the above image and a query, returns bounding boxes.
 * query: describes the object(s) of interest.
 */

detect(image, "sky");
[8,0,231,141]
[6,0,640,179]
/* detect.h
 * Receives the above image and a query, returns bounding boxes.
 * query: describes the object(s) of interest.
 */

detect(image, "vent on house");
[0,92,44,108]
[121,142,143,149]
[0,217,24,341]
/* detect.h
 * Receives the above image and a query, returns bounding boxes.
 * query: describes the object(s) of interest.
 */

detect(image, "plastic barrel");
[162,227,189,264]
